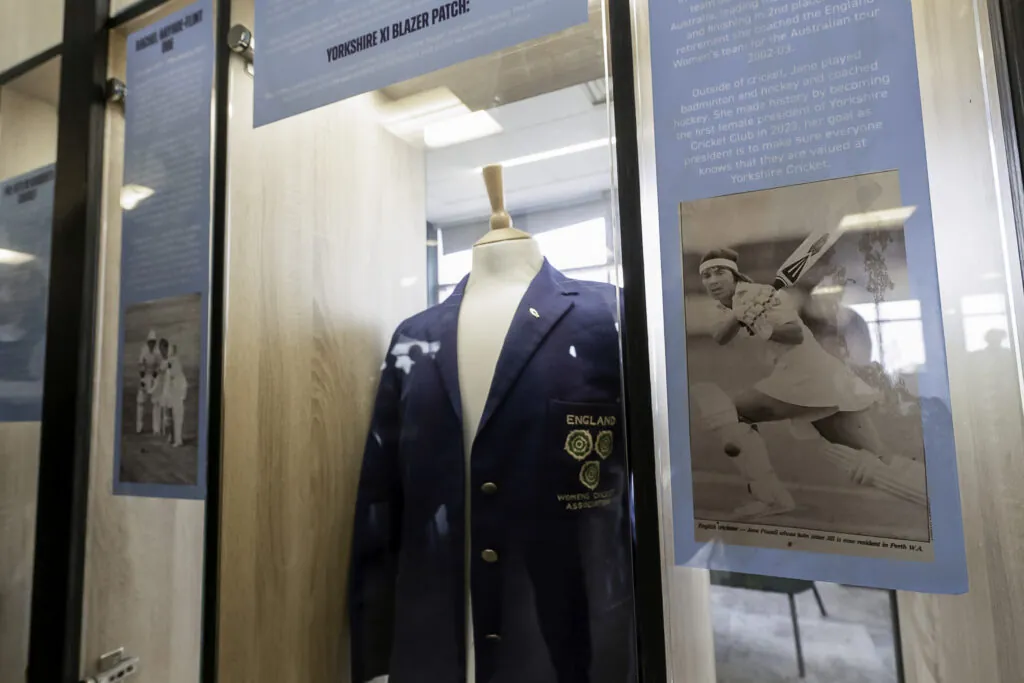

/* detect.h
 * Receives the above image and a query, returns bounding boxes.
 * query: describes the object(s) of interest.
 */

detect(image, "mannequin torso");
[456,236,543,683]
[458,237,544,446]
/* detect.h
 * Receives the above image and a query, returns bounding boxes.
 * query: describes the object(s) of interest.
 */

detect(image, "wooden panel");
[666,568,716,682]
[78,34,205,683]
[215,17,427,683]
[898,0,1024,681]
[0,0,62,75]
[0,85,57,683]
[0,89,58,178]
[0,422,40,683]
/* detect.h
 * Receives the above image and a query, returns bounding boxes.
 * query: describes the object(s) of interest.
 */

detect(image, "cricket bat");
[772,228,841,290]
[771,183,914,290]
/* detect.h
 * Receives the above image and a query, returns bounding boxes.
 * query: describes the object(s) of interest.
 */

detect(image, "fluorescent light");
[120,184,155,211]
[839,206,916,232]
[378,87,473,143]
[0,248,35,265]
[423,111,502,148]
[474,137,613,172]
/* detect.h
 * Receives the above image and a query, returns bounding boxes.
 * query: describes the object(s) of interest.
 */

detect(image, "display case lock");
[106,78,127,108]
[81,647,139,683]
[227,24,255,75]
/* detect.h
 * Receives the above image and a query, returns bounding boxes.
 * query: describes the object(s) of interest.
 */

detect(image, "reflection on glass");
[711,576,899,682]
[119,183,155,211]
[438,215,614,301]
[0,57,59,683]
[962,293,1010,352]
[477,137,613,171]
[849,300,926,375]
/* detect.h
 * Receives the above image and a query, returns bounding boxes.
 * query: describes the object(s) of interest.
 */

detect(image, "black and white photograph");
[119,292,201,487]
[682,171,932,555]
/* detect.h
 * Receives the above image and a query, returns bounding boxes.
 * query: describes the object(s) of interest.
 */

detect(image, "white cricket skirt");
[754,339,878,414]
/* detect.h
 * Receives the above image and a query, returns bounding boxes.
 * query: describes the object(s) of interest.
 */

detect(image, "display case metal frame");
[26,0,1024,678]
[17,0,230,681]
[605,0,669,680]
[5,0,781,679]
[995,0,1024,274]
[24,1,109,680]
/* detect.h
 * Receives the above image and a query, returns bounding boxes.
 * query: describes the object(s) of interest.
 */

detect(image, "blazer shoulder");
[389,298,453,341]
[565,278,620,316]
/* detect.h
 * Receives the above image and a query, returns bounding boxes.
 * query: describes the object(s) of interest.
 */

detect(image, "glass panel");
[78,1,215,679]
[111,0,153,17]
[631,0,1024,679]
[710,576,899,681]
[0,55,60,683]
[217,0,634,681]
[0,0,63,75]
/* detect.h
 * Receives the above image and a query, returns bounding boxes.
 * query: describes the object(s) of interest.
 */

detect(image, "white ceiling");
[425,83,613,224]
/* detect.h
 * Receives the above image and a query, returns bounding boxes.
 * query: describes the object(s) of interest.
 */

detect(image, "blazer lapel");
[476,261,575,437]
[434,277,467,421]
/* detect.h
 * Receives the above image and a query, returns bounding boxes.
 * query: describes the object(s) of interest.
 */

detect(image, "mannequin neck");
[467,237,543,289]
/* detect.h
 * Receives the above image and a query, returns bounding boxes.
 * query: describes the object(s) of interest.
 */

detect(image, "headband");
[699,258,739,275]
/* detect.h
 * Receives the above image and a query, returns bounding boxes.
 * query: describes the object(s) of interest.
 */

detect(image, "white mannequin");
[457,165,543,683]
[366,166,541,683]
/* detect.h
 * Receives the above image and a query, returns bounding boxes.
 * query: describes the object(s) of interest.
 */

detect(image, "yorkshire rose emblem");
[595,430,614,460]
[580,461,601,491]
[564,429,594,461]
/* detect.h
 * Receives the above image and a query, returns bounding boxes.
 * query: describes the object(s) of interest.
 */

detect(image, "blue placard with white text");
[113,0,213,499]
[0,166,54,423]
[253,0,588,126]
[649,0,967,592]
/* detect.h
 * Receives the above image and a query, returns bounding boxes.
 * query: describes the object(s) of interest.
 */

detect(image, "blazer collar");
[434,259,577,434]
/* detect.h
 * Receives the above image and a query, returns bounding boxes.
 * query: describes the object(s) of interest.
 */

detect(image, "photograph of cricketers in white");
[119,292,201,488]
[161,343,189,448]
[137,329,164,434]
[693,248,926,520]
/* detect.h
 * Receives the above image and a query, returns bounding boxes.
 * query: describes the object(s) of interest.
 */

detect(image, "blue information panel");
[113,0,213,499]
[254,0,587,126]
[0,165,54,423]
[649,0,967,592]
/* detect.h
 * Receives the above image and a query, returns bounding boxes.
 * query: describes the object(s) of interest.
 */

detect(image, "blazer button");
[481,549,499,563]
[485,633,501,642]
[481,482,498,494]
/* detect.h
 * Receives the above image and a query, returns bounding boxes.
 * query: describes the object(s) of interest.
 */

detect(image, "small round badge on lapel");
[529,307,540,318]
[595,430,614,460]
[564,429,594,461]
[580,461,601,491]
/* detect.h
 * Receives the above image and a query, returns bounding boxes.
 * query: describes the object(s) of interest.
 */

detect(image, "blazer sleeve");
[349,333,404,683]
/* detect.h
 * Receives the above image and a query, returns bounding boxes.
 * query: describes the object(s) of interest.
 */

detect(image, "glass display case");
[215,1,635,680]
[0,53,60,683]
[4,0,1024,681]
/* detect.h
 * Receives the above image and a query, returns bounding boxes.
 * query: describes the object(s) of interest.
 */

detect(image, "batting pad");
[691,382,738,430]
[824,443,927,506]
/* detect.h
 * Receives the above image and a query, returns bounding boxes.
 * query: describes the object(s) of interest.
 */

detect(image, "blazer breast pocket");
[547,399,624,513]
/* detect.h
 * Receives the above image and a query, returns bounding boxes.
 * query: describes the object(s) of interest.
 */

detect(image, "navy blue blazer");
[350,261,635,683]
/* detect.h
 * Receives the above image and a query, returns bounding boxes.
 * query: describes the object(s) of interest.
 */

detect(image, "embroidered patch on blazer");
[551,400,622,510]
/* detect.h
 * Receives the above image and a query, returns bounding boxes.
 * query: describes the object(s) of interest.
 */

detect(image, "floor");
[711,582,898,683]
